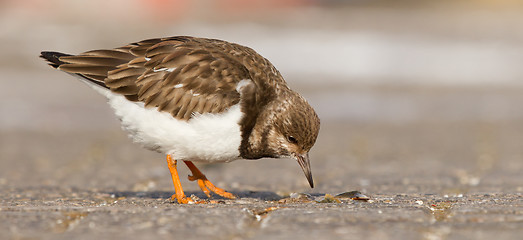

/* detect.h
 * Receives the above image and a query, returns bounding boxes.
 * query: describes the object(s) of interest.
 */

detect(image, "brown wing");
[57,36,252,120]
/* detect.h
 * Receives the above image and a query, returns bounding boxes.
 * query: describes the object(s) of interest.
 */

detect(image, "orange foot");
[166,155,205,204]
[184,161,237,199]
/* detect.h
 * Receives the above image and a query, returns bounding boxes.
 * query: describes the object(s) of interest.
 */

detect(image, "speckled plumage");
[40,36,320,188]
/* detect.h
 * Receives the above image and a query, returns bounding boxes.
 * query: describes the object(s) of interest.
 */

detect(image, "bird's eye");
[287,136,298,144]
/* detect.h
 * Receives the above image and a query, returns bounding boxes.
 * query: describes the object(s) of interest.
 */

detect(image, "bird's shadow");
[108,190,284,201]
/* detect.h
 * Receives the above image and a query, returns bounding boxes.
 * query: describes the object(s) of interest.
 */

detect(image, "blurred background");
[0,0,522,194]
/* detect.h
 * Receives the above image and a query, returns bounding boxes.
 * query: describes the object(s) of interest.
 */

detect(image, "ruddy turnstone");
[40,36,320,204]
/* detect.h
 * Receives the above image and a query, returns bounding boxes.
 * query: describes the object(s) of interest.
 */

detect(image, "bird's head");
[261,92,320,188]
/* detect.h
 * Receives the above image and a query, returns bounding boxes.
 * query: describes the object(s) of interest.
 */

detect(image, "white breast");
[106,93,243,163]
[74,76,249,163]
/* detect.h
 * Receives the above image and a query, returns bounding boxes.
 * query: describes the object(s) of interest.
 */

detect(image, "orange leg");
[166,155,196,204]
[183,161,236,199]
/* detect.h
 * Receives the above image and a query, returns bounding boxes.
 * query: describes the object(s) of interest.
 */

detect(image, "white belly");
[106,93,243,163]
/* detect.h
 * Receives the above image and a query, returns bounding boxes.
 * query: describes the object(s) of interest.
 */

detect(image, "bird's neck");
[238,97,282,159]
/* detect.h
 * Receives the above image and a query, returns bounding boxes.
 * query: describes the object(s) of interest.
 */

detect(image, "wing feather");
[49,36,264,120]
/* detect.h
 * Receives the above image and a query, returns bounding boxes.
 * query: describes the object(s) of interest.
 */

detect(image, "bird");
[40,36,320,204]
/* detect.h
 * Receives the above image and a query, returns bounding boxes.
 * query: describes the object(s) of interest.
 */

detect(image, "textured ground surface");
[1,1,523,239]
[1,82,522,240]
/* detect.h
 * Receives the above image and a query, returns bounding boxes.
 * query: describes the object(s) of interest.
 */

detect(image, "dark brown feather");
[40,51,72,68]
[41,36,288,121]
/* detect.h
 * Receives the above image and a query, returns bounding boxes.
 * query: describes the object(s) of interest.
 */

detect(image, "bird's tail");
[40,51,72,68]
[39,50,112,94]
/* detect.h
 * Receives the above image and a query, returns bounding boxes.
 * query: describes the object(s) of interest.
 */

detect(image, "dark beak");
[295,153,314,188]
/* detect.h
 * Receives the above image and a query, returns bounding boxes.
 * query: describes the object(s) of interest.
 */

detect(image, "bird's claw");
[187,174,236,199]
